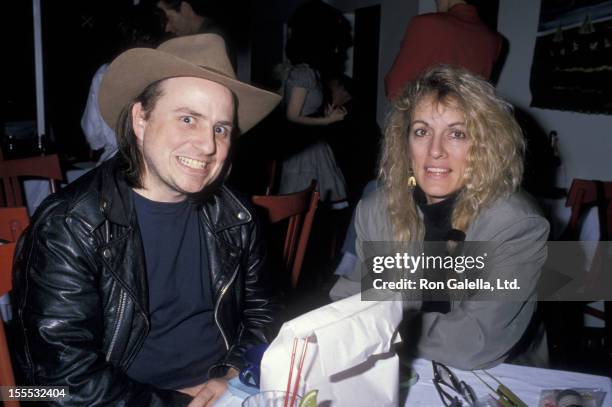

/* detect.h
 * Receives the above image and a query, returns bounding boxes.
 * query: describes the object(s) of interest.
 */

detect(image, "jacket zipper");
[214,264,239,350]
[106,290,127,361]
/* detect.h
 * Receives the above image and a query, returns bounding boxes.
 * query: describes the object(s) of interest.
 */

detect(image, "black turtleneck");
[413,186,459,313]
[413,186,457,242]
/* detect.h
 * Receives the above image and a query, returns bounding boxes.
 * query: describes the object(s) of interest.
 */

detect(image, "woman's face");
[408,94,470,204]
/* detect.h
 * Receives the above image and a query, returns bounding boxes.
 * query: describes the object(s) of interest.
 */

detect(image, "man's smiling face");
[132,76,234,202]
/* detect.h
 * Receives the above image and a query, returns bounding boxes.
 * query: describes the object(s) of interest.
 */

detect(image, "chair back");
[265,160,278,196]
[0,207,28,402]
[549,178,612,373]
[0,154,63,207]
[252,181,319,288]
[564,179,612,240]
[0,242,19,404]
[0,207,30,242]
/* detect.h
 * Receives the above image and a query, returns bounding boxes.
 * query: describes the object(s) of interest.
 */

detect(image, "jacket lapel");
[98,161,149,314]
[201,186,252,298]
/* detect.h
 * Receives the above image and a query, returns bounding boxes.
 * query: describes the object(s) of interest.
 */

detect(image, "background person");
[275,2,350,206]
[81,10,162,164]
[385,0,503,99]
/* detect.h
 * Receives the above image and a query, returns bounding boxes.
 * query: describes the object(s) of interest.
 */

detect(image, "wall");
[496,0,612,187]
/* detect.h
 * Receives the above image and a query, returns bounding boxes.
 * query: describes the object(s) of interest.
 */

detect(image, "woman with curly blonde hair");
[381,65,525,241]
[340,65,549,370]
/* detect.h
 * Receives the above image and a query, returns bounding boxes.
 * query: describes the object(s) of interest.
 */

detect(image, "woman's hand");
[324,104,347,124]
[286,87,347,126]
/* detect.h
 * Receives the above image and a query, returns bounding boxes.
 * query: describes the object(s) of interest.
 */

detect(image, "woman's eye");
[413,128,427,137]
[451,130,466,139]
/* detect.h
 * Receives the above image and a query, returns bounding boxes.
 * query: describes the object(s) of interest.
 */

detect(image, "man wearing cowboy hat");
[12,34,280,406]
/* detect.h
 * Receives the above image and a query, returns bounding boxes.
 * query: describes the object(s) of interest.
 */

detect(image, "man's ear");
[132,102,147,141]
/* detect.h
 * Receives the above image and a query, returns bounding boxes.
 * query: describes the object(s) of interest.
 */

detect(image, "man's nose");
[194,128,217,155]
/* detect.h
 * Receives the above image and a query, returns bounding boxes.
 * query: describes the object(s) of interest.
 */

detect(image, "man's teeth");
[178,156,208,169]
[426,167,450,173]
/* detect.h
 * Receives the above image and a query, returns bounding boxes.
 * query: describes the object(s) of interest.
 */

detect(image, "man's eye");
[181,116,194,124]
[214,126,229,137]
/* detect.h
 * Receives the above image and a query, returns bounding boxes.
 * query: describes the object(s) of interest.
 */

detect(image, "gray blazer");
[341,188,550,370]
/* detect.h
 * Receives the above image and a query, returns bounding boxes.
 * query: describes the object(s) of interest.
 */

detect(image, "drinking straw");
[290,338,309,407]
[284,338,299,407]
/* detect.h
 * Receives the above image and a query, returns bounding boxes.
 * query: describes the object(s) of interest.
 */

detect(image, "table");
[214,358,611,406]
[405,358,612,406]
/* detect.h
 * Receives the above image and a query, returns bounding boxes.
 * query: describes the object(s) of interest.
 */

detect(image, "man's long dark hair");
[115,80,165,189]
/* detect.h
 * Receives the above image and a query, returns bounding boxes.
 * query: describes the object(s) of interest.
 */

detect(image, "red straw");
[290,338,309,407]
[284,338,299,407]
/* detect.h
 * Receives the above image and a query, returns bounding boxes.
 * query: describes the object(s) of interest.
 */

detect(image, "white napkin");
[261,292,403,406]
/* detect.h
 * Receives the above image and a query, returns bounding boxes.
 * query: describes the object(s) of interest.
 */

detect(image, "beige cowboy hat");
[99,33,280,134]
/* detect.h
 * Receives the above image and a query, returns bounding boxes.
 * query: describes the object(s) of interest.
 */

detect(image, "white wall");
[496,0,612,187]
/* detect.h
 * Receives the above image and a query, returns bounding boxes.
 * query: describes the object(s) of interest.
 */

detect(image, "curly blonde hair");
[379,65,525,241]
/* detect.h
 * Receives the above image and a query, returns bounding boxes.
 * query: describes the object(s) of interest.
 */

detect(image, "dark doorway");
[469,0,499,30]
[352,5,380,122]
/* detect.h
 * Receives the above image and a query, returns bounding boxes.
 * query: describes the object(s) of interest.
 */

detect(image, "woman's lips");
[425,166,451,177]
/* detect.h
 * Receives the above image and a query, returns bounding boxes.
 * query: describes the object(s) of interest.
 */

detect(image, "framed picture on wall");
[530,0,612,115]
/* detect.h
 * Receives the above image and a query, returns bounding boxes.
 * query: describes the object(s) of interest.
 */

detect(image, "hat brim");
[99,48,280,135]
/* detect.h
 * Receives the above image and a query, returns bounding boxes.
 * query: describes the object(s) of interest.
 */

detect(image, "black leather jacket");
[12,158,278,406]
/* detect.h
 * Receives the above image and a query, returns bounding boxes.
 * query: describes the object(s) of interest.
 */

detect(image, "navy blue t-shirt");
[126,191,225,389]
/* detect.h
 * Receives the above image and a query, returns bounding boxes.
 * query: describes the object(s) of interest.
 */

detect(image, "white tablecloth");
[405,358,612,406]
[206,358,612,406]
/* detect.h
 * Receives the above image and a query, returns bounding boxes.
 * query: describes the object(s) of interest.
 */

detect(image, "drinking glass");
[241,390,302,407]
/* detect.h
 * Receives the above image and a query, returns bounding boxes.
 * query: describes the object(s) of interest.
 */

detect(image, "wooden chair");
[0,207,29,242]
[0,154,63,207]
[264,160,278,196]
[565,179,611,322]
[252,181,319,288]
[0,242,19,406]
[547,179,612,372]
[564,179,612,241]
[0,207,28,402]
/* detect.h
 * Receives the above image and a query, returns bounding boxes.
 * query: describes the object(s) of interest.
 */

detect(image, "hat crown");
[99,33,280,135]
[158,33,236,79]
